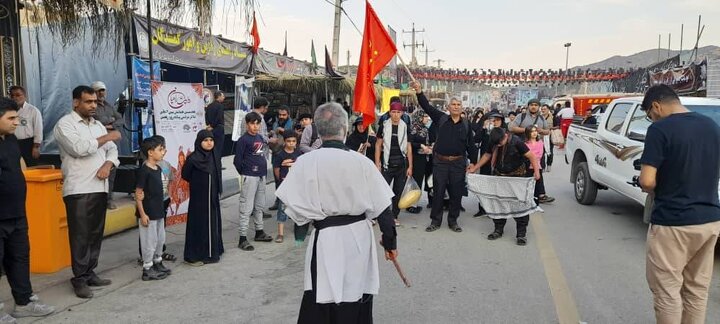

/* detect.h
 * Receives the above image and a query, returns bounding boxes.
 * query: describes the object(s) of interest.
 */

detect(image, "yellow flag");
[381,87,401,113]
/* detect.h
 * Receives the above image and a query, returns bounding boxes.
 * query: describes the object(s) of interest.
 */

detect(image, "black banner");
[133,16,252,75]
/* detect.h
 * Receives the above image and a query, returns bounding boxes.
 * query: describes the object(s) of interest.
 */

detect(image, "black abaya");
[181,130,224,263]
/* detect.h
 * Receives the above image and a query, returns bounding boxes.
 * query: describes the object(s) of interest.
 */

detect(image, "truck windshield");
[686,105,720,126]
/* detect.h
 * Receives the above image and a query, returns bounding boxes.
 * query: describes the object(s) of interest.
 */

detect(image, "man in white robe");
[276,102,398,324]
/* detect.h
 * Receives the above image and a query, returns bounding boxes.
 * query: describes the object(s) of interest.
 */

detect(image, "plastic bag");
[551,129,565,145]
[398,176,422,209]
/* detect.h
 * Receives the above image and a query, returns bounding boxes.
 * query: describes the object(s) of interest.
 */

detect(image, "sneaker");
[539,195,555,204]
[487,231,503,240]
[153,262,172,275]
[142,267,168,281]
[406,206,422,214]
[0,303,16,324]
[0,313,16,324]
[238,240,254,251]
[29,294,38,302]
[11,302,54,318]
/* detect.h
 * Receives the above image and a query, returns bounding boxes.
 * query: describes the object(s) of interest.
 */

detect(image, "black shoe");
[449,224,463,232]
[425,224,441,232]
[263,212,272,219]
[406,206,422,214]
[254,232,273,242]
[517,237,528,246]
[269,203,279,211]
[473,211,487,218]
[426,203,432,208]
[459,206,466,212]
[153,262,172,275]
[72,282,93,299]
[87,276,112,287]
[487,231,503,240]
[142,267,168,281]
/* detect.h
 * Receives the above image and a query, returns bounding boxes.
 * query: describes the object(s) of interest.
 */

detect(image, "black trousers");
[430,158,466,226]
[0,217,32,305]
[107,168,116,201]
[17,138,37,167]
[412,155,431,206]
[213,127,225,178]
[64,193,108,285]
[382,165,407,218]
[492,216,530,238]
[546,141,554,166]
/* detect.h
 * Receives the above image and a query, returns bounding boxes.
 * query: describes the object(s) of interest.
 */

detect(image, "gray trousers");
[138,219,165,269]
[238,175,265,237]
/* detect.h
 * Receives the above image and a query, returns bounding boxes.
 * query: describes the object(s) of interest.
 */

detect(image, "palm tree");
[29,0,255,50]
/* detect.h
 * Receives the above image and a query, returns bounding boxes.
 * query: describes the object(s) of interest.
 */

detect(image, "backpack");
[310,123,319,145]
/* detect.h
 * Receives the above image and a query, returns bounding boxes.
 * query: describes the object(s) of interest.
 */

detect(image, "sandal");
[449,224,463,232]
[184,260,204,267]
[162,252,177,262]
[425,224,441,232]
[275,235,284,243]
[238,240,255,251]
[487,231,503,240]
[394,219,401,226]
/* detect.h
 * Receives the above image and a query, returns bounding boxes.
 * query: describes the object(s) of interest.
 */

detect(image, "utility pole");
[403,23,425,67]
[658,34,661,63]
[331,0,343,66]
[680,24,684,60]
[433,59,444,69]
[420,47,435,66]
[346,49,351,73]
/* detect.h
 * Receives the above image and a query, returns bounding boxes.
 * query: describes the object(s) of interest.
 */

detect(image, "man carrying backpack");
[411,82,477,233]
[508,98,555,203]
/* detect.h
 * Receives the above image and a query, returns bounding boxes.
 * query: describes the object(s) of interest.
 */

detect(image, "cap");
[390,102,405,112]
[353,117,364,126]
[298,113,313,120]
[91,81,107,91]
[487,111,504,119]
[527,98,541,106]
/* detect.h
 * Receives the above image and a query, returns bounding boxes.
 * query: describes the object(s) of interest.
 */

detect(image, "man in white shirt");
[556,101,575,138]
[53,85,120,299]
[9,86,43,166]
[91,81,124,209]
[276,102,397,323]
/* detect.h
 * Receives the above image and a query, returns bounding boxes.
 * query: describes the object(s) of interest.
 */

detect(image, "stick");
[391,257,412,288]
[396,53,418,85]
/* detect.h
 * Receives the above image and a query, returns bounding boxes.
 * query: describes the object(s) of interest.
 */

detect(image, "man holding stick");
[275,102,398,323]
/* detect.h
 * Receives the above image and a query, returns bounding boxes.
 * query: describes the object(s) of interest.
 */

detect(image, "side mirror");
[627,129,646,142]
[633,159,641,171]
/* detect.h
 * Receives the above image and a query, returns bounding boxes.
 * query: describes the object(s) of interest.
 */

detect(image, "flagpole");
[396,53,417,84]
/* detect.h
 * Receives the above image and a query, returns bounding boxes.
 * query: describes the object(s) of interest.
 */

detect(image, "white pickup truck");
[564,96,720,219]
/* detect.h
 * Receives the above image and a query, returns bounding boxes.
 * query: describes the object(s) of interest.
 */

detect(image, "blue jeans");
[276,201,288,222]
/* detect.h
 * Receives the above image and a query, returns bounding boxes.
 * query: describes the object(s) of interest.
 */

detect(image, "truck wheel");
[574,162,598,205]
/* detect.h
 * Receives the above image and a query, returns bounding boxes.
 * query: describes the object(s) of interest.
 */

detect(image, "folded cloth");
[467,174,543,219]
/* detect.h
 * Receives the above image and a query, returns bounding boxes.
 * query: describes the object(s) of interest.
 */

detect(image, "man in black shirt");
[205,91,225,171]
[639,85,720,324]
[0,97,55,319]
[375,103,414,224]
[412,82,478,232]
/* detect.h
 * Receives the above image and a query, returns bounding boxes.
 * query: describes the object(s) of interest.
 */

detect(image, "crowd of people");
[407,66,633,84]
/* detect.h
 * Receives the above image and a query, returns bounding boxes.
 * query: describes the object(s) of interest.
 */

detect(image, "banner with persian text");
[151,81,206,223]
[134,16,252,75]
[131,57,161,152]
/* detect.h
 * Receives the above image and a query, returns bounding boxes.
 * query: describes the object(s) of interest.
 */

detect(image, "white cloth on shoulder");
[467,174,542,219]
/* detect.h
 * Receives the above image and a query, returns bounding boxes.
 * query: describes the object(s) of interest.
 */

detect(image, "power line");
[324,0,362,35]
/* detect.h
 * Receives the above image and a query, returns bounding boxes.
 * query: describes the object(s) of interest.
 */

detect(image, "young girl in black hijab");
[181,130,224,265]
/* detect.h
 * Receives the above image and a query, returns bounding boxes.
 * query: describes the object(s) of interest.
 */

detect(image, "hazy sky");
[211,0,720,70]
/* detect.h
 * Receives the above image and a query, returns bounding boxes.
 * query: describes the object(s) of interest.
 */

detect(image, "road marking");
[532,213,582,324]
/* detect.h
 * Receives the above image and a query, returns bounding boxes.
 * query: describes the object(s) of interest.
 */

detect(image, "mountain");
[574,45,720,70]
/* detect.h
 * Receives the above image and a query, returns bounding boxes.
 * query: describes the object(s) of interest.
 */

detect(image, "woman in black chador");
[181,130,224,265]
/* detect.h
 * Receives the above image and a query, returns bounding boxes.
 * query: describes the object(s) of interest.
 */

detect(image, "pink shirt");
[525,140,543,170]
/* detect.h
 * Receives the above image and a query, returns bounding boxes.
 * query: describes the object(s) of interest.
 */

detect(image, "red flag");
[353,0,398,127]
[250,12,260,54]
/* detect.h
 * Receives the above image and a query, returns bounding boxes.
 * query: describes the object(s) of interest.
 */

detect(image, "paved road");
[16,155,720,323]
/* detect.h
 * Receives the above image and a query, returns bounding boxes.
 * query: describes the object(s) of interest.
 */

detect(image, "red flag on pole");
[353,0,398,127]
[250,12,260,54]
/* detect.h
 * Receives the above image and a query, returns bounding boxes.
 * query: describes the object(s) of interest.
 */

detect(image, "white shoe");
[0,303,15,324]
[11,301,55,318]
